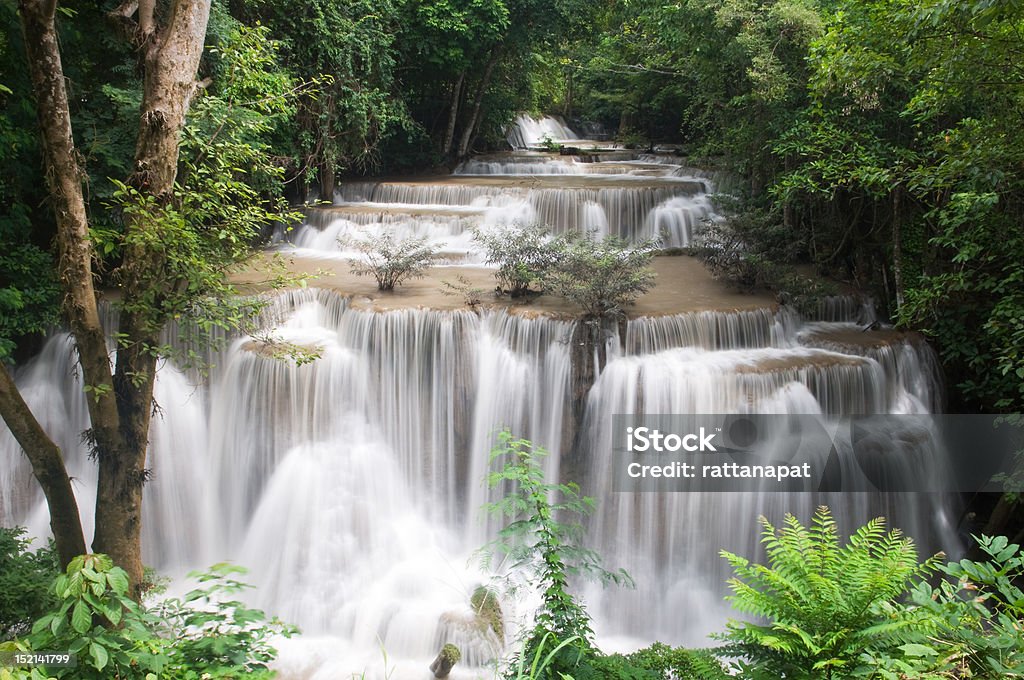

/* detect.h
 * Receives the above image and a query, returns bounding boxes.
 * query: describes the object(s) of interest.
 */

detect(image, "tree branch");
[107,0,139,37]
[0,365,86,567]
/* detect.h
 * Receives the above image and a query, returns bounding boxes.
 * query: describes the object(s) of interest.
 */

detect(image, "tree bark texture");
[94,0,212,597]
[0,366,86,566]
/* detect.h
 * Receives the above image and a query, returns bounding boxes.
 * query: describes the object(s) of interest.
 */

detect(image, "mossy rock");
[440,643,461,664]
[430,643,462,678]
[470,585,504,642]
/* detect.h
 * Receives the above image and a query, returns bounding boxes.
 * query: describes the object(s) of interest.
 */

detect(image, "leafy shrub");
[346,233,441,290]
[440,274,487,307]
[695,204,802,293]
[623,642,729,680]
[506,632,585,680]
[0,554,294,679]
[542,235,656,318]
[859,534,1024,679]
[717,506,941,679]
[774,271,839,317]
[561,643,729,680]
[483,431,632,678]
[0,528,59,641]
[473,223,563,298]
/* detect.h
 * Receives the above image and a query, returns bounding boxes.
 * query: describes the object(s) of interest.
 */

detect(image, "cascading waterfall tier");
[506,114,579,149]
[2,115,958,679]
[276,132,719,262]
[2,289,956,676]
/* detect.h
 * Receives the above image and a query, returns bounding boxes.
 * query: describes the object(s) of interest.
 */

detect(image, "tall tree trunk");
[20,0,212,597]
[16,0,118,566]
[891,186,905,312]
[0,366,86,567]
[93,0,212,596]
[457,47,502,159]
[320,157,335,202]
[442,72,465,158]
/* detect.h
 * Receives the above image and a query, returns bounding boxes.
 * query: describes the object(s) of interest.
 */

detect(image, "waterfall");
[1,137,961,678]
[506,114,579,149]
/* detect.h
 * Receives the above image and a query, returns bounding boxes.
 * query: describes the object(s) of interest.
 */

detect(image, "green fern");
[717,506,942,679]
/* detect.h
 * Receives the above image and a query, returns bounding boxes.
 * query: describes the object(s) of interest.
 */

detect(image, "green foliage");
[777,0,1024,412]
[563,0,1024,410]
[483,431,632,675]
[696,201,838,310]
[0,235,59,361]
[696,215,785,292]
[860,534,1024,679]
[229,0,411,175]
[559,642,730,680]
[473,223,562,298]
[0,5,59,361]
[506,632,585,680]
[0,555,294,680]
[440,274,486,307]
[102,16,305,364]
[347,233,441,291]
[0,528,59,641]
[248,333,324,366]
[573,0,822,159]
[717,506,941,679]
[542,236,656,318]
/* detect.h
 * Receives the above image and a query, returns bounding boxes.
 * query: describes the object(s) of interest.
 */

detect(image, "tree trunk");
[17,0,119,566]
[320,157,335,202]
[442,72,465,158]
[0,366,86,567]
[891,187,905,312]
[20,0,212,598]
[92,0,212,596]
[457,47,502,159]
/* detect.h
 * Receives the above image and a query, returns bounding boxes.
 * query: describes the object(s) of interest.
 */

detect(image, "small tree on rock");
[472,223,563,298]
[543,235,656,319]
[347,233,441,291]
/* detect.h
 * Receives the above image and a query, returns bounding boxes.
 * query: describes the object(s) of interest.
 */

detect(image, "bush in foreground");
[0,554,294,679]
[0,528,59,641]
[718,506,941,679]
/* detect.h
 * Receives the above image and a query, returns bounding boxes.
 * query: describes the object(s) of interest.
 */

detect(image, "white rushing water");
[277,148,716,263]
[0,293,957,677]
[506,114,579,149]
[1,115,960,679]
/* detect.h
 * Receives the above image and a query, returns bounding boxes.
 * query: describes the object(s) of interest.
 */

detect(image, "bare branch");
[107,0,140,40]
[138,0,155,39]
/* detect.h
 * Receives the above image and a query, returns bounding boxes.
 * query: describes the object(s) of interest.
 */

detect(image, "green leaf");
[71,600,91,634]
[89,642,108,671]
[105,568,129,595]
[899,643,938,657]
